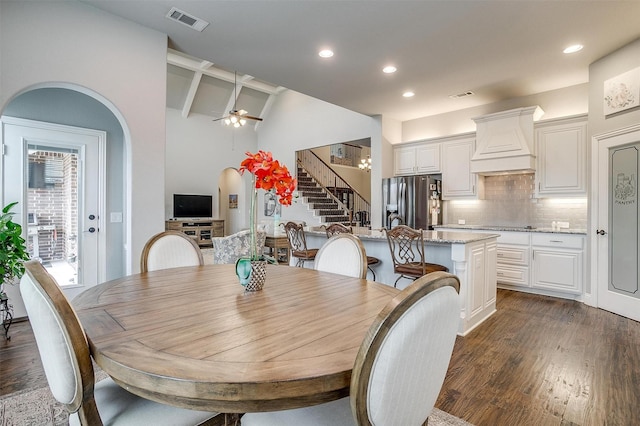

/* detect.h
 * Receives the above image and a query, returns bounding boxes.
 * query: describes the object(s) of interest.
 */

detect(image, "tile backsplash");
[444,173,588,230]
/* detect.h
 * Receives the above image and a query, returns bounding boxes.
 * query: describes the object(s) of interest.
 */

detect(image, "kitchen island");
[303,227,499,336]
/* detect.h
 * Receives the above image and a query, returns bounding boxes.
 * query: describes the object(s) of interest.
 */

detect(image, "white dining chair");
[19,260,220,426]
[314,233,368,279]
[140,230,204,272]
[241,271,461,426]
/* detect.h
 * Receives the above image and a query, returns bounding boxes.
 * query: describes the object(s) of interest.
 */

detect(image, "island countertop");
[307,226,500,244]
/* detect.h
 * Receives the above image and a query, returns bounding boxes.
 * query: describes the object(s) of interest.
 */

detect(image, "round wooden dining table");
[73,264,399,413]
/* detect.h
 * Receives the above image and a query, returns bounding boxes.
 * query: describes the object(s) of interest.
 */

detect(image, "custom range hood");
[470,106,544,175]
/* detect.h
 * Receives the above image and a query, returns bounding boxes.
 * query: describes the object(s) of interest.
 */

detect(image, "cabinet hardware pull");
[550,240,563,243]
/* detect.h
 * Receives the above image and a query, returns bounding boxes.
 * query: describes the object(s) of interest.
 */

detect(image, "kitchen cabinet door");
[532,248,582,294]
[535,116,587,197]
[394,143,440,175]
[442,137,483,199]
[415,144,441,173]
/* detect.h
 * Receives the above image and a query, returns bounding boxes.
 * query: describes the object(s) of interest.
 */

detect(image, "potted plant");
[0,202,30,300]
[235,151,296,291]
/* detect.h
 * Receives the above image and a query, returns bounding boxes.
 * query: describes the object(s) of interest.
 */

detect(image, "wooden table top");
[73,264,399,413]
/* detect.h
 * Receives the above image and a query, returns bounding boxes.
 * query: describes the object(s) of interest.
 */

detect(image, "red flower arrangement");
[239,150,297,260]
[239,150,296,205]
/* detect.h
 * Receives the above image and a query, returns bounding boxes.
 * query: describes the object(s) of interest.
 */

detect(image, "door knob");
[596,229,607,235]
[88,227,96,233]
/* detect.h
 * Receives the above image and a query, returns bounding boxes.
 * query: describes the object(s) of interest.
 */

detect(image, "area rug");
[0,376,472,426]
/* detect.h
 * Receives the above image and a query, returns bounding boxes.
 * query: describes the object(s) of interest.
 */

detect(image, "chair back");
[140,230,204,272]
[283,221,310,252]
[20,260,101,422]
[324,223,352,238]
[384,225,425,272]
[315,233,367,279]
[350,271,460,425]
[211,229,267,264]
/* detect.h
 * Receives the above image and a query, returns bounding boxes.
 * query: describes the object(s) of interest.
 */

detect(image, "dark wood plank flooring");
[1,289,639,425]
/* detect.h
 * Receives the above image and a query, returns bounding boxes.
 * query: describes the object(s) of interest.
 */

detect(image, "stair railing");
[296,150,371,226]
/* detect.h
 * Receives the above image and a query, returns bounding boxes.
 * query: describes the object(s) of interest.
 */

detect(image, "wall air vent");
[166,7,209,32]
[448,91,475,99]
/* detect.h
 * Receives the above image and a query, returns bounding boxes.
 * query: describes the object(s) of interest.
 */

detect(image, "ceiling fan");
[213,71,263,127]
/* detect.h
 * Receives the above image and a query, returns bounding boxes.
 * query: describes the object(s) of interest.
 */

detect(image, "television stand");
[166,219,224,248]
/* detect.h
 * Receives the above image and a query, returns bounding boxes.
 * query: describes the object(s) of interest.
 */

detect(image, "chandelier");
[358,156,372,171]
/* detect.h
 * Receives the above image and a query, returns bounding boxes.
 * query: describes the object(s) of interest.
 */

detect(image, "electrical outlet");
[458,219,466,225]
[557,221,569,229]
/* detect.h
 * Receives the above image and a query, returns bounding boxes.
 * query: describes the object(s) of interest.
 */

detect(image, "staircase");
[297,168,351,224]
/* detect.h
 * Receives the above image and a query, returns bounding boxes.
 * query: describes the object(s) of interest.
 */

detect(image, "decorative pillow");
[211,230,266,264]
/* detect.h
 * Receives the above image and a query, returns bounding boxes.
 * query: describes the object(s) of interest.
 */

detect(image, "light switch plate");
[458,219,466,225]
[557,221,569,228]
[110,212,123,223]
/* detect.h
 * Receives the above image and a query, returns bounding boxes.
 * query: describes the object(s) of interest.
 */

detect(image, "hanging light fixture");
[358,155,372,172]
[225,72,245,128]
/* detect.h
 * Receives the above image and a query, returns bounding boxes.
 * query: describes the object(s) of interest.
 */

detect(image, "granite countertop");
[306,227,499,244]
[434,224,587,235]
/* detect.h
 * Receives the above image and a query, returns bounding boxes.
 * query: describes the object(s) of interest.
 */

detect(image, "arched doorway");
[1,85,130,315]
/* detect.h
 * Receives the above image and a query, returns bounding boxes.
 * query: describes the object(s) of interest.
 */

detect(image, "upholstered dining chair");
[241,271,461,426]
[324,223,381,280]
[385,225,448,287]
[140,230,204,272]
[19,260,219,426]
[283,221,318,267]
[315,233,367,279]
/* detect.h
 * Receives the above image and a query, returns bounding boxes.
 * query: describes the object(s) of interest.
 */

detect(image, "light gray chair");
[241,271,460,426]
[210,229,267,264]
[19,260,219,426]
[314,233,367,279]
[140,230,204,272]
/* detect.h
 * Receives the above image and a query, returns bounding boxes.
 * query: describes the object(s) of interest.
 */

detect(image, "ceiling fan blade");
[212,116,226,122]
[243,115,263,121]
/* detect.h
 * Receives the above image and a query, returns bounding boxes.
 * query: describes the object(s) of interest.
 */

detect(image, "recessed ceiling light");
[403,91,415,98]
[563,44,583,54]
[383,65,397,74]
[318,49,334,58]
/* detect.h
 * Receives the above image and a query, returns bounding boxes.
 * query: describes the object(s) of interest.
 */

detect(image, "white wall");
[402,83,589,142]
[0,1,167,274]
[257,90,380,227]
[165,108,258,230]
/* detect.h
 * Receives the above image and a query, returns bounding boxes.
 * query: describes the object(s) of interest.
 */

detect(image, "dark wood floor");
[1,289,639,425]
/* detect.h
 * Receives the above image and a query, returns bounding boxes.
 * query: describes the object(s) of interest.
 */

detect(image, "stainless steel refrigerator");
[382,175,442,230]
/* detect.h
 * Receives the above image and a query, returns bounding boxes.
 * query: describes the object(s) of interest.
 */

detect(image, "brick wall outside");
[444,173,588,230]
[27,151,78,263]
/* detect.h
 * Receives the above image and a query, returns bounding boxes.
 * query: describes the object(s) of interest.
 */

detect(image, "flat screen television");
[173,194,212,218]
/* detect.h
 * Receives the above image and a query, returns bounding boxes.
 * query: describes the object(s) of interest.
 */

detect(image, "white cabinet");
[531,233,583,294]
[442,136,483,199]
[394,143,440,175]
[496,232,531,289]
[535,115,587,197]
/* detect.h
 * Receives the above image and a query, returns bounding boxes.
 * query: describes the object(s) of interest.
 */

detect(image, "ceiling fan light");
[240,118,247,126]
[230,115,238,124]
[233,122,241,128]
[224,118,231,125]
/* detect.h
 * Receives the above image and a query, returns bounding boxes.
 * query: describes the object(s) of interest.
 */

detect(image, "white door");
[595,125,640,322]
[1,117,106,305]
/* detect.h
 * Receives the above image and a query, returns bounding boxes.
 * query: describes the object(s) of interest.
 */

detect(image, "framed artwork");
[228,194,238,209]
[604,67,640,116]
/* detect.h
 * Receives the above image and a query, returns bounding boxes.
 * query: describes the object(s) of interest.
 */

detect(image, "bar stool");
[283,221,318,267]
[324,223,380,281]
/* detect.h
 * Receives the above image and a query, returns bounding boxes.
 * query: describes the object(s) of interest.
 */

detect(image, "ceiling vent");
[166,7,209,32]
[449,91,474,99]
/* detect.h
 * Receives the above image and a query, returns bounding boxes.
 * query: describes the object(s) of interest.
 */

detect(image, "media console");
[166,219,224,248]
